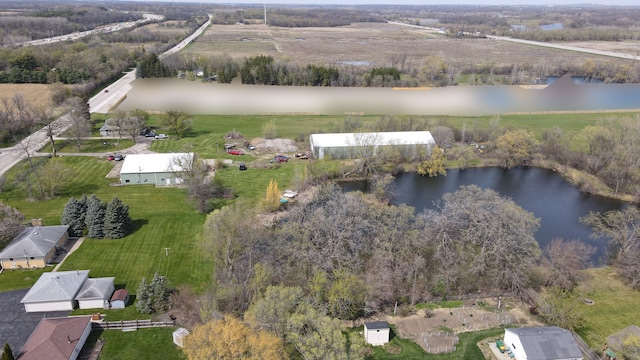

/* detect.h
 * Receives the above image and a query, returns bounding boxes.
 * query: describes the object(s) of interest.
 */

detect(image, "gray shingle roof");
[75,277,115,300]
[21,270,89,304]
[506,326,583,360]
[365,321,390,330]
[0,225,68,260]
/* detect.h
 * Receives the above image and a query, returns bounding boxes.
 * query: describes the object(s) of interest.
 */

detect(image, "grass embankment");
[577,267,640,349]
[39,139,135,154]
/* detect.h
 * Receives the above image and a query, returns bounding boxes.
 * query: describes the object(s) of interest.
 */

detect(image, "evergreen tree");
[85,195,106,239]
[60,197,86,237]
[150,272,171,313]
[2,343,15,360]
[103,197,132,239]
[135,277,152,314]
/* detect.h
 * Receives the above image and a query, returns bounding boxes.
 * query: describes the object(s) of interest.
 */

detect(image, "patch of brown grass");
[0,84,54,109]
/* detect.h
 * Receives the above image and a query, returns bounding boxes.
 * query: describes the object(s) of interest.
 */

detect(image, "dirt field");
[187,22,636,71]
[0,84,54,109]
[386,298,542,354]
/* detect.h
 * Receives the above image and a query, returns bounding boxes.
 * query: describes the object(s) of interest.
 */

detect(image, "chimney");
[67,334,71,343]
[31,218,43,226]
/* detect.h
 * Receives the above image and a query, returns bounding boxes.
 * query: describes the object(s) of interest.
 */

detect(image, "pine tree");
[135,277,152,314]
[85,195,106,239]
[3,343,15,360]
[150,272,171,313]
[61,197,85,237]
[103,197,132,239]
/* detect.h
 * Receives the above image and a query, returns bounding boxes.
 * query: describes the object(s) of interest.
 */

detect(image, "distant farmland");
[185,22,634,71]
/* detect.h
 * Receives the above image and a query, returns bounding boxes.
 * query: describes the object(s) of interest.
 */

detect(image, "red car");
[107,155,115,161]
[274,155,289,163]
[227,149,244,156]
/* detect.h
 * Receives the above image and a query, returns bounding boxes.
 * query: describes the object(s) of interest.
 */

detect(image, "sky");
[155,0,640,5]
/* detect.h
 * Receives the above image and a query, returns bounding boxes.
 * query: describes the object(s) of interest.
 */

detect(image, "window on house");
[125,179,130,183]
[9,258,13,261]
[30,257,34,259]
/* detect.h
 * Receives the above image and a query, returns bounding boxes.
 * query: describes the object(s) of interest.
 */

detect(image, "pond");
[342,167,626,265]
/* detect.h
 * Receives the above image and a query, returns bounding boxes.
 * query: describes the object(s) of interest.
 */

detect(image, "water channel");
[342,167,626,265]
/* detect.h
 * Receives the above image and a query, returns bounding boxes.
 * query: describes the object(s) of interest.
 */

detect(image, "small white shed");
[364,321,390,346]
[173,327,190,348]
[110,289,129,309]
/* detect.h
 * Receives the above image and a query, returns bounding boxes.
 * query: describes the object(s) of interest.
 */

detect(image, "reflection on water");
[342,167,626,265]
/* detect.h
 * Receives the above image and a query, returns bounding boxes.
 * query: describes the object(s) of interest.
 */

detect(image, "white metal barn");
[75,277,115,310]
[309,131,435,160]
[173,328,190,348]
[504,326,583,360]
[21,270,90,312]
[119,153,194,186]
[364,321,390,346]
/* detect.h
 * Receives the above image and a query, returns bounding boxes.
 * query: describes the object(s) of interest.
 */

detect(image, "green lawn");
[576,267,640,348]
[367,326,504,360]
[0,156,210,293]
[40,139,135,154]
[93,328,187,360]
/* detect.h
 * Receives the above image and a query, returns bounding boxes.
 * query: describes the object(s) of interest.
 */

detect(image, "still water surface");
[343,167,626,265]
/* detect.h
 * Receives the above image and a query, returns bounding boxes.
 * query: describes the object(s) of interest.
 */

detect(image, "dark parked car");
[239,163,247,170]
[145,131,157,138]
[114,154,125,161]
[274,155,289,163]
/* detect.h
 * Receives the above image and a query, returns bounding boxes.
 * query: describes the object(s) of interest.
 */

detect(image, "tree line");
[61,194,132,239]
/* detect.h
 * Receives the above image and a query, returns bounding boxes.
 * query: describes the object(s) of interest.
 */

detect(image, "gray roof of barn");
[505,326,583,360]
[21,270,90,303]
[0,225,69,260]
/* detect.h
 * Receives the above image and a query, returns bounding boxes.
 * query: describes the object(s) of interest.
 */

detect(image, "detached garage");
[364,321,390,346]
[309,131,435,160]
[119,153,194,186]
[75,277,115,310]
[21,270,89,312]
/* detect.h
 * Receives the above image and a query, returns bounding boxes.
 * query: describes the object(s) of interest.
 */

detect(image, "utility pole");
[264,5,267,26]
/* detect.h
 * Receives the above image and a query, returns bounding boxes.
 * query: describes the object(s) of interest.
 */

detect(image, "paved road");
[11,13,164,48]
[485,35,640,61]
[0,14,208,176]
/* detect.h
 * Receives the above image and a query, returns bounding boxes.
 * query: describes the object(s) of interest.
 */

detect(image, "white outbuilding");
[364,321,390,346]
[119,153,194,186]
[173,327,190,348]
[504,326,583,360]
[309,131,435,160]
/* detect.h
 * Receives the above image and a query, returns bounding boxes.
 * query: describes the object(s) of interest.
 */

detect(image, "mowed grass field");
[0,156,210,294]
[577,267,640,348]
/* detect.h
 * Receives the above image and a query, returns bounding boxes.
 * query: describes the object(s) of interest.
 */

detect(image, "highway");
[12,13,164,48]
[0,14,210,176]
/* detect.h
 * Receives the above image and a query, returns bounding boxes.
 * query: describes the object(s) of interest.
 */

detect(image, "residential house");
[504,326,583,360]
[21,270,90,312]
[17,316,93,360]
[0,225,69,270]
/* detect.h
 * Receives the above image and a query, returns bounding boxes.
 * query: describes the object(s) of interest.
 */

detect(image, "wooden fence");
[92,319,175,331]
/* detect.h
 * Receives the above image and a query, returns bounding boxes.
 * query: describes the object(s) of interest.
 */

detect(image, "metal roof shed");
[119,153,194,186]
[309,131,435,159]
[504,326,584,360]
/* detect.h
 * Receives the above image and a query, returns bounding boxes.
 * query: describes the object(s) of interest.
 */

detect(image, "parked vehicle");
[114,154,125,161]
[274,155,289,163]
[239,163,247,170]
[154,134,168,139]
[227,149,244,156]
[295,153,309,159]
[247,144,256,150]
[107,155,115,161]
[145,131,157,138]
[283,190,298,198]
